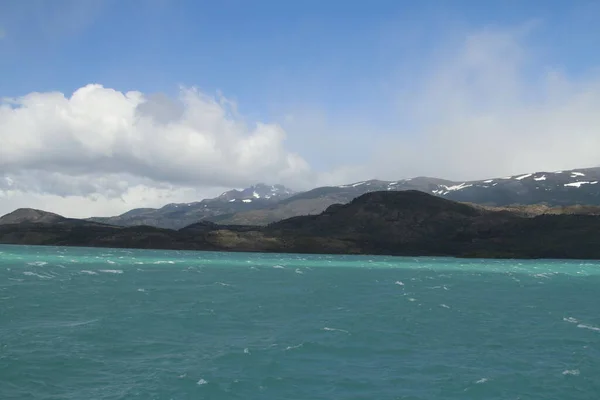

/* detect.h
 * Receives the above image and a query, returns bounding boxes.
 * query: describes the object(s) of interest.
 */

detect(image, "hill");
[2,191,600,259]
[0,208,66,225]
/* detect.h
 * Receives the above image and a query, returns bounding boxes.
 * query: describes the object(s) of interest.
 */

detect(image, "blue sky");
[1,0,600,216]
[3,0,598,113]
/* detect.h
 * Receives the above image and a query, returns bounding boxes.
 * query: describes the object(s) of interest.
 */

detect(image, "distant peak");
[217,183,296,202]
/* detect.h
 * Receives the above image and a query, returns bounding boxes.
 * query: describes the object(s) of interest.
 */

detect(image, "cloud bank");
[367,25,600,181]
[0,85,313,216]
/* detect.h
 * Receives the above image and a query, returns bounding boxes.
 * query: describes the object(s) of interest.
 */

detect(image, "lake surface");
[1,244,599,399]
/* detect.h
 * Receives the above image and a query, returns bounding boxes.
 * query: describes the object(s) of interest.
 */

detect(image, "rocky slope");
[3,191,600,259]
[87,183,296,230]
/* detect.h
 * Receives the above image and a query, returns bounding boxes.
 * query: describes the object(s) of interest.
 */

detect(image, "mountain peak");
[218,183,296,202]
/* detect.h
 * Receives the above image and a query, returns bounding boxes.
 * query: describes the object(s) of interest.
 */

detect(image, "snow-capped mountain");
[429,167,600,206]
[217,183,296,203]
[88,167,600,228]
[213,167,600,225]
[88,183,296,229]
[323,168,600,206]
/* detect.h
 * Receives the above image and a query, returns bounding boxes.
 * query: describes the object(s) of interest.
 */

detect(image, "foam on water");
[563,369,580,376]
[577,324,600,332]
[23,271,52,279]
[80,270,97,275]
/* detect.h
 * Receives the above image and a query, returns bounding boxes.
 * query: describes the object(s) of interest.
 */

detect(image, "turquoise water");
[1,245,600,399]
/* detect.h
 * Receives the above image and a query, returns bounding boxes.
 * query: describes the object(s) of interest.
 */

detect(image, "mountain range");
[88,183,296,229]
[85,166,600,229]
[2,190,600,259]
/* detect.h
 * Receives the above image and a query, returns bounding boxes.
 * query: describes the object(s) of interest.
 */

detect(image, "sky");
[1,0,600,217]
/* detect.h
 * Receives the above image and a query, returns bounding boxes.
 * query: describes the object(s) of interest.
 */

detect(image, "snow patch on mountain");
[565,181,598,188]
[442,183,473,192]
[515,173,533,180]
[217,184,295,202]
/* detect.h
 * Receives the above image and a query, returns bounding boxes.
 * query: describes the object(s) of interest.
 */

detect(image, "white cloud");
[0,183,226,219]
[0,84,314,217]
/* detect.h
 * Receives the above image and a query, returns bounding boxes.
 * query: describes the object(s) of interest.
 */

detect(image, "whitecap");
[272,265,285,269]
[285,343,303,351]
[577,324,600,332]
[23,271,52,279]
[428,285,444,289]
[80,270,98,275]
[440,304,450,309]
[137,288,146,292]
[27,261,48,267]
[295,268,303,274]
[243,348,250,354]
[197,379,208,385]
[395,281,404,286]
[323,327,350,334]
[563,369,580,376]
[106,260,116,264]
[98,269,123,274]
[534,273,550,279]
[563,317,578,324]
[475,378,488,384]
[66,319,99,327]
